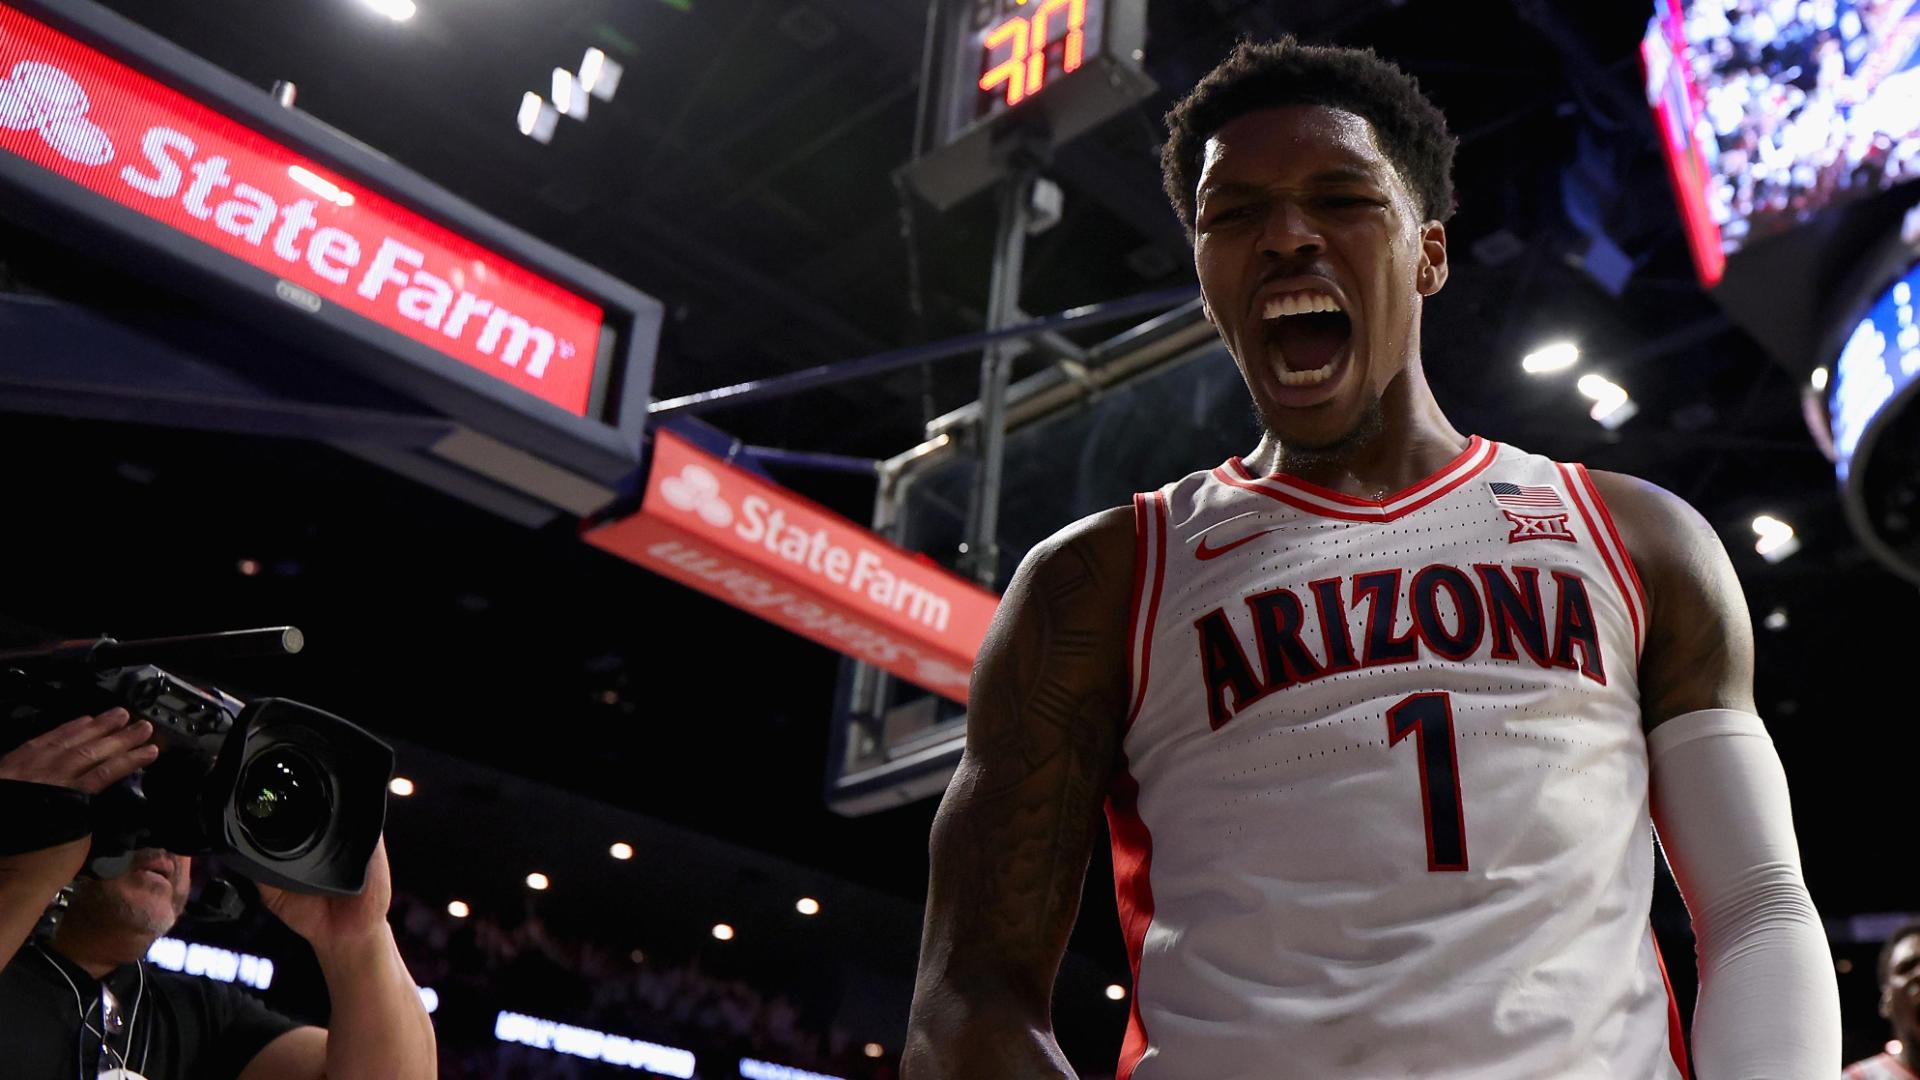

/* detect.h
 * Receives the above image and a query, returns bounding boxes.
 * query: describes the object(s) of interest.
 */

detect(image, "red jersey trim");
[1124,492,1169,732]
[1107,758,1156,1079]
[1651,927,1691,1079]
[1215,437,1496,522]
[1570,463,1651,627]
[1559,462,1645,658]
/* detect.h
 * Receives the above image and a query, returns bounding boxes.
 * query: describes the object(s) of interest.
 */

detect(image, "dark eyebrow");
[1199,167,1387,202]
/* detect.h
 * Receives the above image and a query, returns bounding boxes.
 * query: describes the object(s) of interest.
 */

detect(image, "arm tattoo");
[929,522,1131,998]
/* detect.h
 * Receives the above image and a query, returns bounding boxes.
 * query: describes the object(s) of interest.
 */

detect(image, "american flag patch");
[1487,481,1566,511]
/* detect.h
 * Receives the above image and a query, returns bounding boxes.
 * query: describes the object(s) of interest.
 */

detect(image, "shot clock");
[971,0,1104,117]
[903,0,1152,209]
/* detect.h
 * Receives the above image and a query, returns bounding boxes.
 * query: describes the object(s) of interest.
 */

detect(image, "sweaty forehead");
[1199,105,1395,191]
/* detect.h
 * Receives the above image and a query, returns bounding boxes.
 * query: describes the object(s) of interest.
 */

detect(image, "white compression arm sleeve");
[1648,709,1839,1079]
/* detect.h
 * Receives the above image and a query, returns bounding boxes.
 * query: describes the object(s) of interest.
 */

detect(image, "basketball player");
[1845,921,1920,1079]
[902,38,1840,1078]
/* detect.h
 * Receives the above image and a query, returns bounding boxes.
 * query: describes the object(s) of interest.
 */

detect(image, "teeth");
[1262,291,1343,320]
[1275,361,1337,387]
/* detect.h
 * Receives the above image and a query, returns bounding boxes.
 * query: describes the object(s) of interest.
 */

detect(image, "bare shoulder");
[975,503,1137,735]
[1582,470,1718,570]
[1017,504,1136,588]
[1582,470,1756,727]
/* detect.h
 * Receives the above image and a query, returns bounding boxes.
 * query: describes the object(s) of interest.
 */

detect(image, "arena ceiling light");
[863,1044,885,1059]
[358,0,417,23]
[1752,515,1801,563]
[517,92,558,145]
[711,923,736,941]
[1576,374,1638,430]
[579,48,624,100]
[1764,607,1789,631]
[1521,342,1580,375]
[551,67,585,121]
[446,900,470,918]
[1811,366,1830,392]
[518,47,623,145]
[1105,984,1128,1001]
[526,871,551,891]
[795,897,821,916]
[609,841,634,860]
[387,776,415,796]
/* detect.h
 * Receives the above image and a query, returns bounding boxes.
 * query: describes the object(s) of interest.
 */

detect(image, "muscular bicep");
[913,508,1134,1019]
[1588,471,1756,729]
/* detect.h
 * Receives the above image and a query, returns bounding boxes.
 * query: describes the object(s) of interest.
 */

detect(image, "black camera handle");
[0,627,304,670]
[0,627,304,856]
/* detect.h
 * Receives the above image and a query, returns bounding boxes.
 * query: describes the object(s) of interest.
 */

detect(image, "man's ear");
[1418,221,1450,296]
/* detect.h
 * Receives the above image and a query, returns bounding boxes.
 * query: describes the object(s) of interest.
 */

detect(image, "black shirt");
[0,941,300,1080]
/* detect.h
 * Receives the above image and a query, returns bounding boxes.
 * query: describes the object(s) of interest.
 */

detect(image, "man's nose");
[1259,201,1325,259]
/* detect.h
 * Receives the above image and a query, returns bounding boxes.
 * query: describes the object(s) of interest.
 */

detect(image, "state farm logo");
[659,464,733,527]
[652,453,956,634]
[0,61,112,166]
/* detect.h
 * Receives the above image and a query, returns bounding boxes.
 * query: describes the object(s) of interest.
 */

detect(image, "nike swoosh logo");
[1194,527,1287,560]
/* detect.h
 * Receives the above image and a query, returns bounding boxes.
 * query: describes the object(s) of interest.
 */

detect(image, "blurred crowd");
[1682,0,1920,247]
[382,891,897,1080]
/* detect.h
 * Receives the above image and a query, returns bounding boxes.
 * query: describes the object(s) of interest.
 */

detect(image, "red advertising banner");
[0,2,604,415]
[586,432,999,704]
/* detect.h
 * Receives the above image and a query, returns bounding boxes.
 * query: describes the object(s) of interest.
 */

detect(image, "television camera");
[0,627,393,897]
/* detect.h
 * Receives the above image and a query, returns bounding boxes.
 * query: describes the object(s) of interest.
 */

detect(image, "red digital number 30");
[978,0,1087,106]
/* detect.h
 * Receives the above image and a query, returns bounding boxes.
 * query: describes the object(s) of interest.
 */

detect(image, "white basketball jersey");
[1106,437,1688,1080]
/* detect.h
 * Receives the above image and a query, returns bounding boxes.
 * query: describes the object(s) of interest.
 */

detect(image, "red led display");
[969,0,1103,121]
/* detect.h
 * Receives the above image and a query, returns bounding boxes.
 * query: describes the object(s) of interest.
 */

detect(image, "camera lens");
[235,746,332,858]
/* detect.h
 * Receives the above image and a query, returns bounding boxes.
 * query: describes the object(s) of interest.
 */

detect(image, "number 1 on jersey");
[1386,693,1469,872]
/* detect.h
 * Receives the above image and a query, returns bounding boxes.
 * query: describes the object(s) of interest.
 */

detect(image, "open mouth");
[1259,292,1353,388]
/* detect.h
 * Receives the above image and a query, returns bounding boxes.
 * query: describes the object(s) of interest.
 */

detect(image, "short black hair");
[1879,919,1920,986]
[1160,37,1459,236]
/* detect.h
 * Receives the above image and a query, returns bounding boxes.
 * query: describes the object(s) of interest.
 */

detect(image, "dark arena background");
[2,0,1919,1076]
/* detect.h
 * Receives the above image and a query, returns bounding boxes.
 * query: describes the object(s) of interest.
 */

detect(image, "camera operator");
[0,707,437,1079]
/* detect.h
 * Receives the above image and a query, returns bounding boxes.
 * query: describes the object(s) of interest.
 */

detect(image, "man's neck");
[47,921,148,980]
[1243,374,1467,499]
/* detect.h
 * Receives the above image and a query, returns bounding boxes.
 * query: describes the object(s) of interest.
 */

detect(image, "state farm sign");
[0,3,603,416]
[587,431,999,703]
